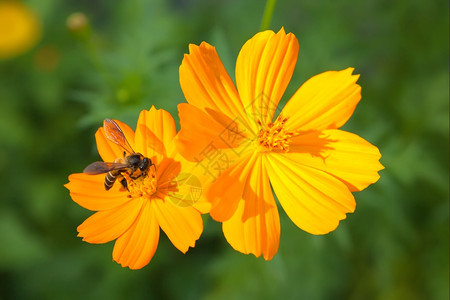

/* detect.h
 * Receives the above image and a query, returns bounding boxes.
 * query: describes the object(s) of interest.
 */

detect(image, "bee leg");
[120,178,129,192]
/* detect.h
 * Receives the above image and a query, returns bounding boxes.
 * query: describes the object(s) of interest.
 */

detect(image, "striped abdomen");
[104,170,121,190]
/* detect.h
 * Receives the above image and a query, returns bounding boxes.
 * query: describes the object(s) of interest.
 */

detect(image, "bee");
[83,119,153,191]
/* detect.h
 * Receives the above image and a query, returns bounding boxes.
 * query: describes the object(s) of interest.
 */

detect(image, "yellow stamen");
[255,115,296,152]
[123,167,158,199]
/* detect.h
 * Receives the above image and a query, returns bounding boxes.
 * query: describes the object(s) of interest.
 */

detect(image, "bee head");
[139,157,150,171]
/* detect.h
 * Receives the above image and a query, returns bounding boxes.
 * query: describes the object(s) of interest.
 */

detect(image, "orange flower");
[65,107,207,269]
[0,1,41,60]
[176,28,384,260]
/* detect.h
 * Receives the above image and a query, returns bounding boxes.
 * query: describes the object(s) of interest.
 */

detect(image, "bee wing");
[103,118,135,154]
[83,161,129,175]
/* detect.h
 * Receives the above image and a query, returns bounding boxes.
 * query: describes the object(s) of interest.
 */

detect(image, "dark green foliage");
[0,0,448,299]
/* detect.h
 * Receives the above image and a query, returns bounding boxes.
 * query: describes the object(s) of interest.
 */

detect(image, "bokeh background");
[0,0,448,299]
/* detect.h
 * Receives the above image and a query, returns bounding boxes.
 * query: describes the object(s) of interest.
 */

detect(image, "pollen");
[123,167,158,199]
[256,115,296,152]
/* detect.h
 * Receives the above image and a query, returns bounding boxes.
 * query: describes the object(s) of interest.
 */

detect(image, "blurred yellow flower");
[177,28,384,260]
[65,107,208,269]
[0,1,41,59]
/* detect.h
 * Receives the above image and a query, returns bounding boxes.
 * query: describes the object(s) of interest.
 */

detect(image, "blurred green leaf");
[0,0,448,299]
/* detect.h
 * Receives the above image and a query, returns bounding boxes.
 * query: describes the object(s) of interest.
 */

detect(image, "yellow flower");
[0,1,41,60]
[176,28,384,260]
[65,107,207,269]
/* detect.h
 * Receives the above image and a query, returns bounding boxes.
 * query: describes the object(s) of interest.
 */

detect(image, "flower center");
[123,167,158,199]
[256,115,295,152]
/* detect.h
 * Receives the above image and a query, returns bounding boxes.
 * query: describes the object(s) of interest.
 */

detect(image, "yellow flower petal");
[179,42,249,125]
[112,200,159,269]
[265,154,355,235]
[222,156,280,260]
[65,173,130,211]
[135,106,175,158]
[235,28,299,125]
[288,129,384,191]
[282,68,361,131]
[166,153,212,213]
[95,119,136,162]
[208,153,256,222]
[152,199,203,253]
[77,198,143,244]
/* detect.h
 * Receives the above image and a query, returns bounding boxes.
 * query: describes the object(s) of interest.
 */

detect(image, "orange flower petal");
[176,103,249,161]
[282,68,361,131]
[112,200,159,269]
[96,119,136,162]
[265,154,355,235]
[288,129,384,191]
[222,156,280,260]
[135,106,175,158]
[208,153,257,222]
[235,28,299,125]
[152,198,203,253]
[65,173,130,211]
[77,198,143,244]
[179,42,249,125]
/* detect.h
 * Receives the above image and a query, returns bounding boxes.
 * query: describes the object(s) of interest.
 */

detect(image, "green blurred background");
[0,0,448,299]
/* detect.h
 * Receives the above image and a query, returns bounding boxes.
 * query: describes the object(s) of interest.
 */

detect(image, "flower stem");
[260,0,278,31]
